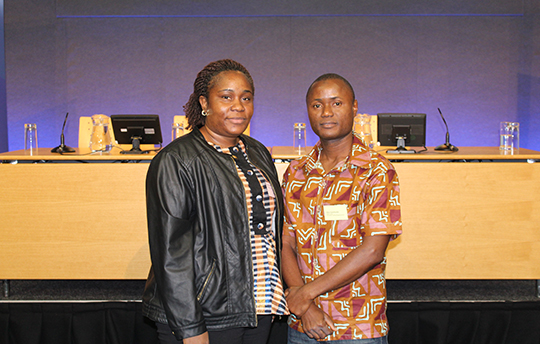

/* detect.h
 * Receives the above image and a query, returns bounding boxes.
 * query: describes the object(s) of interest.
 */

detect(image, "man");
[282,73,402,343]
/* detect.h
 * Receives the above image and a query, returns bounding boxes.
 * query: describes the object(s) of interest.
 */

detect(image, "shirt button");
[256,195,262,202]
[257,223,264,230]
[247,170,253,176]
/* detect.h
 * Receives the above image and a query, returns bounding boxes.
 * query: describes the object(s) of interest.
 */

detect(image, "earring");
[202,110,208,117]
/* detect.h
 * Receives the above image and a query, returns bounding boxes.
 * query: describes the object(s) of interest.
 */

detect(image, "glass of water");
[24,123,38,155]
[499,122,519,153]
[293,123,307,155]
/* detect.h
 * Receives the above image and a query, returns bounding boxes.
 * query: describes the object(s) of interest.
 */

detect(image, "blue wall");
[4,0,540,151]
[0,0,8,153]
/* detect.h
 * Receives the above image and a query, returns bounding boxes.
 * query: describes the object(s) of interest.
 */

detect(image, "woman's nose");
[231,98,245,111]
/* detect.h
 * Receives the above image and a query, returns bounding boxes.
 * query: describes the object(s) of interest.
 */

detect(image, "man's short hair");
[306,73,355,102]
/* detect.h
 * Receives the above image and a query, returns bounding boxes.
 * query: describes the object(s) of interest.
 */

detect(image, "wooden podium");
[1,146,540,281]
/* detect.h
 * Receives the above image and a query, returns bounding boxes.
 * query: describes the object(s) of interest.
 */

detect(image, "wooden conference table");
[1,146,540,283]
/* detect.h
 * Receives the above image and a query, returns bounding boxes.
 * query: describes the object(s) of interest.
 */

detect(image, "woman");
[142,59,287,344]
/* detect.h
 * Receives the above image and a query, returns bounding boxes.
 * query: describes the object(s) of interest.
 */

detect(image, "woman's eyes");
[218,95,251,101]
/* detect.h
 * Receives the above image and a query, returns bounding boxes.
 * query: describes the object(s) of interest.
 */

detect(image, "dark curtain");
[386,302,540,344]
[1,301,540,344]
[0,302,158,344]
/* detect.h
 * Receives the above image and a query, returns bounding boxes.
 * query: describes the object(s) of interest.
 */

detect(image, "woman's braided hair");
[183,59,254,130]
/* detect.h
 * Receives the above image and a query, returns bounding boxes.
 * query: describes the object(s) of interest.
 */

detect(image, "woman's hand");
[300,303,337,340]
[183,332,209,344]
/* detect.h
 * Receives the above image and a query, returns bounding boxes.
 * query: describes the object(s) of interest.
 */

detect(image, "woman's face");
[199,71,254,146]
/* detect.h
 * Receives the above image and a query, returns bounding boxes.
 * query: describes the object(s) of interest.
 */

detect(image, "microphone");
[434,108,458,152]
[51,112,76,153]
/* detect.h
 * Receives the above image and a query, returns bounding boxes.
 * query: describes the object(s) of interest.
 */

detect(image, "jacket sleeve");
[145,151,207,340]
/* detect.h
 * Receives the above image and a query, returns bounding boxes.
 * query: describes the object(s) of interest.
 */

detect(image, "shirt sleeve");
[281,163,297,239]
[360,165,402,239]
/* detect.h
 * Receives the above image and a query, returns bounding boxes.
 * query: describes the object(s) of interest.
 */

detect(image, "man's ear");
[352,99,358,115]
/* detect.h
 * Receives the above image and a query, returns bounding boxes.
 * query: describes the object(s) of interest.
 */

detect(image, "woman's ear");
[199,95,208,112]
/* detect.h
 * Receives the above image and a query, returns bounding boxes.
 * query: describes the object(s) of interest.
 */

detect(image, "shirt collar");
[292,133,373,174]
[207,137,246,155]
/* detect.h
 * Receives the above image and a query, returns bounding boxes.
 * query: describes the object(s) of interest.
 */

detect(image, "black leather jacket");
[141,127,283,341]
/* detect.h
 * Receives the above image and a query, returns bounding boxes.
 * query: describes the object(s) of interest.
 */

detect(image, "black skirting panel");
[2,301,540,344]
[387,302,540,344]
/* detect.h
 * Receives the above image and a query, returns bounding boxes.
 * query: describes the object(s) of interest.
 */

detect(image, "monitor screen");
[377,113,426,153]
[110,114,163,154]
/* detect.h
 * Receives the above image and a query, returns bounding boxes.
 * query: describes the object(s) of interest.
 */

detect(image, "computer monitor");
[377,113,426,154]
[110,114,163,154]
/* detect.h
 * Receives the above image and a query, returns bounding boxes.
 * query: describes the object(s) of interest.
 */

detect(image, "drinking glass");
[24,123,38,155]
[499,122,519,153]
[293,123,307,155]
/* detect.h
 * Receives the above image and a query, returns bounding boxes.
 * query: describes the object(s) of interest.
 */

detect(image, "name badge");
[323,204,348,221]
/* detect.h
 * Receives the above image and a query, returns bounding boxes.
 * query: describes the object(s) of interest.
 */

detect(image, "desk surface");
[271,146,540,160]
[2,146,540,161]
[0,147,158,161]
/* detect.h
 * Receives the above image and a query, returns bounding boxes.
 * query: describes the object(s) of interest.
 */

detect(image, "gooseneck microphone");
[51,112,76,153]
[435,108,458,152]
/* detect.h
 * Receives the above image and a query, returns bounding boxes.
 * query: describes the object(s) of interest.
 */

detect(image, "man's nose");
[321,105,333,117]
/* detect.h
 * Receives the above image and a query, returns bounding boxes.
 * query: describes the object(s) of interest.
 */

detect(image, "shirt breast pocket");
[327,202,361,249]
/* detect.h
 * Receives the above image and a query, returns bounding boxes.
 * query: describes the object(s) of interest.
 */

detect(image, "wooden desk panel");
[1,148,540,280]
[387,162,540,279]
[0,163,150,279]
[275,161,540,279]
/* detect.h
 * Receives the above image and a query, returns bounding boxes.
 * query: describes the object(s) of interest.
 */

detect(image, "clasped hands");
[285,286,337,340]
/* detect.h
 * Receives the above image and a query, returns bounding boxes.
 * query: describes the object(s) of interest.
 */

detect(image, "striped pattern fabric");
[212,140,287,316]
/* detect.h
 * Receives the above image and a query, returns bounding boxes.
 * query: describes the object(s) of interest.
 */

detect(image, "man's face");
[306,78,358,143]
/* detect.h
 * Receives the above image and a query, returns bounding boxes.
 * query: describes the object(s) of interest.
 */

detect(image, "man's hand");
[300,303,337,340]
[285,286,313,317]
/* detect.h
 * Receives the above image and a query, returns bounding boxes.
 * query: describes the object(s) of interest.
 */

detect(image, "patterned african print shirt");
[282,134,402,340]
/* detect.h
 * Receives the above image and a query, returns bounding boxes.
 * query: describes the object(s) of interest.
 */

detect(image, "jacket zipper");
[197,260,216,301]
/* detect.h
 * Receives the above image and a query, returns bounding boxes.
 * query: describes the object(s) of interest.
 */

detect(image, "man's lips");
[319,121,337,128]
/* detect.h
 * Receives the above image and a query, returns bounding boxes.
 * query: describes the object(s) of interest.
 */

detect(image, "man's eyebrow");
[312,96,340,101]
